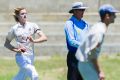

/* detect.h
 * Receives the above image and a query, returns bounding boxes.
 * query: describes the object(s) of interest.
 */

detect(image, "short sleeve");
[6,27,15,41]
[33,23,41,34]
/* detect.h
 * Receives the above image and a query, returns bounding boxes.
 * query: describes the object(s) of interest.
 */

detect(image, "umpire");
[64,2,89,80]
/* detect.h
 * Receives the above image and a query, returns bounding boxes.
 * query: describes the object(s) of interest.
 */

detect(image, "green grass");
[99,54,120,80]
[0,54,120,80]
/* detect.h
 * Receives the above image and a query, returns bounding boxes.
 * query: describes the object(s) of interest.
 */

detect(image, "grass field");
[0,54,120,80]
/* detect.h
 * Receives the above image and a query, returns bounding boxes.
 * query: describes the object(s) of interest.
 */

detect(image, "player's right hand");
[16,48,26,53]
[27,36,34,42]
[99,71,105,80]
[20,48,26,52]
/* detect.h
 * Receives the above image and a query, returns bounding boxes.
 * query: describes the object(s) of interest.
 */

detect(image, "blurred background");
[0,0,120,57]
[0,0,120,56]
[0,0,120,80]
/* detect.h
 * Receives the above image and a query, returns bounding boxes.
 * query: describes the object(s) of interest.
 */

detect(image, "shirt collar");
[70,15,87,29]
[18,21,28,27]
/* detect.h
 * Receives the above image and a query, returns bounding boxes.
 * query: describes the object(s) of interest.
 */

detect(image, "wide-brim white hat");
[69,2,88,13]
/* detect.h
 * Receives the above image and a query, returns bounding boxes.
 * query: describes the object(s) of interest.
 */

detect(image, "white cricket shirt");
[6,22,41,54]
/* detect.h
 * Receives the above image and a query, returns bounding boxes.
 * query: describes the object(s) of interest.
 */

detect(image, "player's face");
[73,9,85,20]
[109,13,116,23]
[18,9,27,24]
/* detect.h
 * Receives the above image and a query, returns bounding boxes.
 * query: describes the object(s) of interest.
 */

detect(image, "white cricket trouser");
[78,61,99,80]
[13,53,39,80]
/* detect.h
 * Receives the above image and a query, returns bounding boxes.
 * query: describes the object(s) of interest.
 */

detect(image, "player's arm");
[28,23,47,43]
[64,21,81,48]
[91,58,105,80]
[28,31,47,43]
[90,43,105,80]
[90,33,105,80]
[4,38,22,53]
[4,27,25,53]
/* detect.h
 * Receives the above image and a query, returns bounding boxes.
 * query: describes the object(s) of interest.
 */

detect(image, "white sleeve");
[33,23,41,34]
[6,27,15,41]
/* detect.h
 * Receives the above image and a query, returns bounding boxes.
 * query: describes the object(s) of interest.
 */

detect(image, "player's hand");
[27,36,34,43]
[20,48,26,52]
[16,48,26,53]
[99,71,105,80]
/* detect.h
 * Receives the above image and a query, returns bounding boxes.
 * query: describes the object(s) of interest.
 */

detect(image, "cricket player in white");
[75,4,119,80]
[4,7,47,80]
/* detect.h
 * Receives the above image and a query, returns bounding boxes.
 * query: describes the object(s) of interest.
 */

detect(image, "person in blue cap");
[76,4,119,80]
[64,2,89,80]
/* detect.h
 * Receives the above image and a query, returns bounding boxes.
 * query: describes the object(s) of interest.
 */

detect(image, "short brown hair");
[13,7,25,22]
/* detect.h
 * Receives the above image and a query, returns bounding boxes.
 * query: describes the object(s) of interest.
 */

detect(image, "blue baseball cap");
[99,4,119,14]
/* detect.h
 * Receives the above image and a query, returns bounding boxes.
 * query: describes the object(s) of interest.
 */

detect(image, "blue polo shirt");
[64,16,89,53]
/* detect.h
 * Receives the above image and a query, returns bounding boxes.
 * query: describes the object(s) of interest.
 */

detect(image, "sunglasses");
[75,9,85,11]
